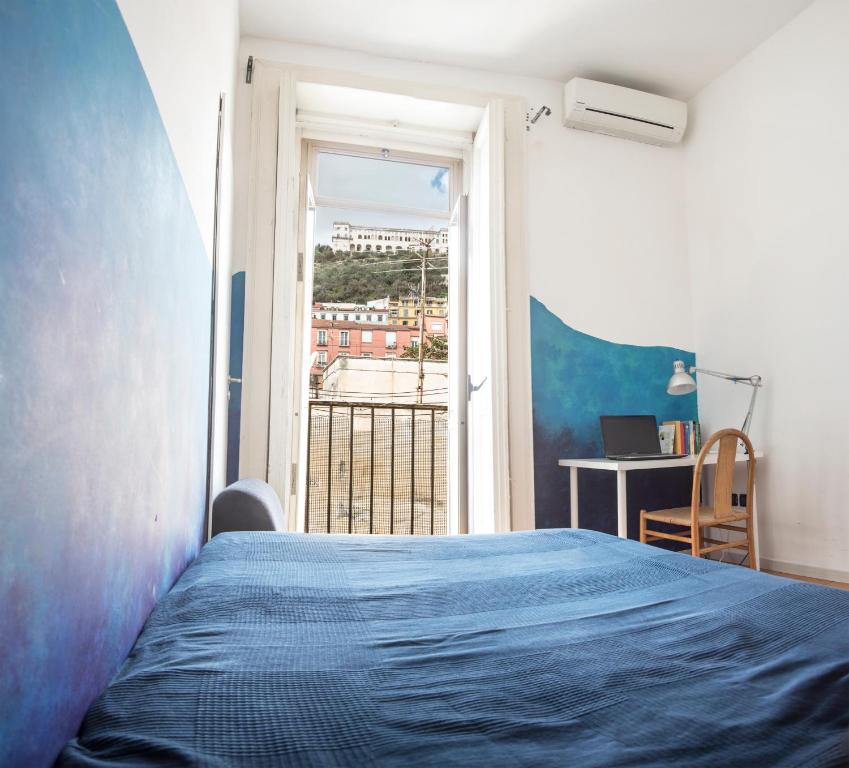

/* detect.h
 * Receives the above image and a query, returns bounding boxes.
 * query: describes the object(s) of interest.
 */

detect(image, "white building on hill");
[331,222,449,254]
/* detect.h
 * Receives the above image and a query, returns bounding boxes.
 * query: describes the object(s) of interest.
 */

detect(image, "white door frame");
[238,60,535,532]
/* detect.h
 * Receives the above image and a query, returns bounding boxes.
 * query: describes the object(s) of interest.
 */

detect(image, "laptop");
[600,415,685,460]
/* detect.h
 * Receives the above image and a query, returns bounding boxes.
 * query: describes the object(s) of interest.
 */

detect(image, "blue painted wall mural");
[530,297,698,533]
[0,2,211,765]
[227,271,246,485]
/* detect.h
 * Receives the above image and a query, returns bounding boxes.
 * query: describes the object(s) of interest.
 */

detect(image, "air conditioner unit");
[563,78,687,147]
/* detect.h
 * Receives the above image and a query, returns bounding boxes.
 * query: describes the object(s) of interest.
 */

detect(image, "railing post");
[305,401,313,532]
[430,408,436,535]
[326,402,334,533]
[410,408,416,535]
[390,407,395,535]
[369,406,375,535]
[348,404,354,534]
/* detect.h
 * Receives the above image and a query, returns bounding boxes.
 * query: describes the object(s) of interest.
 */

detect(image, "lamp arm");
[741,382,760,436]
[689,366,762,387]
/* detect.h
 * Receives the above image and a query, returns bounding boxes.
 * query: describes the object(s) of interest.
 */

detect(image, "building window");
[385,331,396,349]
[411,337,419,348]
[317,329,327,345]
[340,330,349,347]
[320,313,326,320]
[376,314,384,322]
[362,352,372,358]
[362,330,372,343]
[343,314,349,321]
[355,314,361,321]
[338,352,349,357]
[331,314,337,321]
[317,351,327,367]
[432,322,443,332]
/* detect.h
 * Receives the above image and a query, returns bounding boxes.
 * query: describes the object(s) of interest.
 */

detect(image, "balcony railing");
[305,400,448,535]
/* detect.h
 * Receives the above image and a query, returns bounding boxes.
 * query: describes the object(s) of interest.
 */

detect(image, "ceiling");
[241,0,815,100]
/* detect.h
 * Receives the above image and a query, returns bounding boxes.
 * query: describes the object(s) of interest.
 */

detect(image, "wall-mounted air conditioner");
[563,78,687,147]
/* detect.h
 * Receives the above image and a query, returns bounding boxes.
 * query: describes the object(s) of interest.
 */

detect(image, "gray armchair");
[211,479,286,536]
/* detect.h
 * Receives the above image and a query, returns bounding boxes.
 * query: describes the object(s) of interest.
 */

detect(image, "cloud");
[430,168,448,194]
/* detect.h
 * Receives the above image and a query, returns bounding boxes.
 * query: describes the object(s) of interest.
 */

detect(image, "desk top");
[558,450,764,472]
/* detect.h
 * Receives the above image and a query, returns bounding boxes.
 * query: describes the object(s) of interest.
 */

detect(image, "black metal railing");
[305,400,448,535]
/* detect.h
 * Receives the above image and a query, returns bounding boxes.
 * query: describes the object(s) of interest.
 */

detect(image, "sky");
[314,152,450,245]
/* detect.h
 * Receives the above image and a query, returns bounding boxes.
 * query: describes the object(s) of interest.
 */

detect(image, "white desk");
[558,451,763,568]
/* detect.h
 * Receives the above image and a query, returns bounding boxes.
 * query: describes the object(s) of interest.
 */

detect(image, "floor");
[764,570,849,591]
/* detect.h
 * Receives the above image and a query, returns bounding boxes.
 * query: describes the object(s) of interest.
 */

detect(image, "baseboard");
[759,557,849,585]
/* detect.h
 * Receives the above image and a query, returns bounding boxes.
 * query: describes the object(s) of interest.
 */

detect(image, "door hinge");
[290,462,298,489]
[245,55,254,84]
[297,251,304,282]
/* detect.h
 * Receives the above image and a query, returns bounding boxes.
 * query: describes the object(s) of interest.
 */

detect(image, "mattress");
[60,529,849,766]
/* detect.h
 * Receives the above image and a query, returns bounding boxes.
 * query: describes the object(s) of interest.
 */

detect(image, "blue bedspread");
[60,530,849,766]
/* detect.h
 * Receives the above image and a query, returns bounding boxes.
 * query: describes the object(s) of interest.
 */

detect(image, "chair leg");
[746,515,757,569]
[692,523,701,559]
[639,511,646,543]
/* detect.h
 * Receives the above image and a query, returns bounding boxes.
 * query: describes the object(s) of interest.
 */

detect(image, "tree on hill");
[312,246,448,304]
[401,335,448,361]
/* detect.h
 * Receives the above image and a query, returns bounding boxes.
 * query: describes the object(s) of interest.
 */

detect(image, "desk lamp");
[667,360,763,435]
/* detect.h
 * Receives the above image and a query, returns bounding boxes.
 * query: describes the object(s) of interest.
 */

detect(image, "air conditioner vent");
[564,78,687,146]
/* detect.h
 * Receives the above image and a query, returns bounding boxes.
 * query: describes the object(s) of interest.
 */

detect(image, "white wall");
[685,0,849,578]
[119,0,240,500]
[233,38,694,352]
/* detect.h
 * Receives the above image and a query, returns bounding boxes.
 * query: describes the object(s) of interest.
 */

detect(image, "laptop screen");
[600,415,661,456]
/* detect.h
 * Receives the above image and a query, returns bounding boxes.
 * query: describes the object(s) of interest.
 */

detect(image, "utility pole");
[415,236,435,404]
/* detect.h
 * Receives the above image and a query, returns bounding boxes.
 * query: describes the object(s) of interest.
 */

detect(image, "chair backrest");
[691,428,756,525]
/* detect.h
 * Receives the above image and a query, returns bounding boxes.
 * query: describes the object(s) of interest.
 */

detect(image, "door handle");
[467,375,487,400]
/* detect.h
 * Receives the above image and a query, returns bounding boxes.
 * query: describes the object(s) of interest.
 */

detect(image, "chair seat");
[642,505,750,527]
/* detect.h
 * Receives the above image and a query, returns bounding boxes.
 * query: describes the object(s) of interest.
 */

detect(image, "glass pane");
[316,152,449,213]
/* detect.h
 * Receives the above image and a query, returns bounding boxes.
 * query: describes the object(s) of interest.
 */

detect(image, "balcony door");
[239,63,518,534]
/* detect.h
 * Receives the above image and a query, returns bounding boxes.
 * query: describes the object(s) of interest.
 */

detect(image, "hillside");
[312,246,448,304]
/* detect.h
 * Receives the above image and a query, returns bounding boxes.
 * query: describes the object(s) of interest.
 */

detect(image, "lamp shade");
[667,360,697,395]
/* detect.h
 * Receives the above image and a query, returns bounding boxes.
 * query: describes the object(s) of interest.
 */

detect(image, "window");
[320,313,326,320]
[340,330,350,346]
[338,352,349,357]
[317,351,327,367]
[411,337,419,348]
[362,352,372,358]
[385,331,396,349]
[355,314,361,321]
[317,329,327,345]
[331,314,337,321]
[432,322,443,332]
[362,330,373,343]
[376,314,384,322]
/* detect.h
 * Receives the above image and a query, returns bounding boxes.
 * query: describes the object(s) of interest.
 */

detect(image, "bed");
[60,529,849,766]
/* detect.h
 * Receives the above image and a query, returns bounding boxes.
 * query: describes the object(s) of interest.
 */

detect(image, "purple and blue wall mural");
[530,297,698,534]
[0,2,211,765]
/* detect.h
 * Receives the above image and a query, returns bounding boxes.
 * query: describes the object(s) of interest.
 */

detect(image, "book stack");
[660,420,702,455]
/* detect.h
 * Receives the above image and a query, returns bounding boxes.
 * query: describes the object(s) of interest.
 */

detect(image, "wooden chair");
[639,428,756,567]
